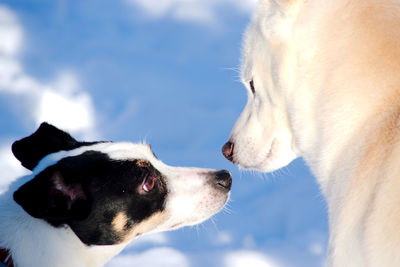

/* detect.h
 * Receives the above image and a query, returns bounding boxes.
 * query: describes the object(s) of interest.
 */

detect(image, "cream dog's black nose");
[213,170,232,190]
[222,141,234,162]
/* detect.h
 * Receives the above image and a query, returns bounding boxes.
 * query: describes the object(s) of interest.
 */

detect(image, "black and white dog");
[0,123,231,267]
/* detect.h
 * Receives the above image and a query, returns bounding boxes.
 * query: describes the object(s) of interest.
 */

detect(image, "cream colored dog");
[222,0,400,266]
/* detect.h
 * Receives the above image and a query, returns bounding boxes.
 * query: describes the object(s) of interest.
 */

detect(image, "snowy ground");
[0,1,328,266]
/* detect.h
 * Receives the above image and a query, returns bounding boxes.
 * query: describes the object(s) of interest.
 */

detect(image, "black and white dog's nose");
[212,170,232,191]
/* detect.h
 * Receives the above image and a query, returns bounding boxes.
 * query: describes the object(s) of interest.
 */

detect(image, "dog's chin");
[234,141,297,172]
[161,185,230,233]
[187,192,230,225]
[175,196,229,228]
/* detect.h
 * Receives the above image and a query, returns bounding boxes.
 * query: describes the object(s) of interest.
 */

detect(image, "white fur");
[228,0,400,266]
[0,142,229,266]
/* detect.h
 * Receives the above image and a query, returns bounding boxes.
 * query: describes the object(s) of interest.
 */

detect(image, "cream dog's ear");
[272,0,302,6]
[258,0,303,14]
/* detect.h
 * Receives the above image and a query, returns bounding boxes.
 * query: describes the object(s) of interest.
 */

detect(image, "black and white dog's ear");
[13,153,96,225]
[12,122,80,170]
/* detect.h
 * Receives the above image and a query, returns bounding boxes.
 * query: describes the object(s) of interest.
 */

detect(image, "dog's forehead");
[33,142,159,174]
[92,142,156,161]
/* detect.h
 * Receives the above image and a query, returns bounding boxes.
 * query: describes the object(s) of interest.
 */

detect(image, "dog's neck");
[287,0,399,181]
[277,1,400,238]
[0,189,126,267]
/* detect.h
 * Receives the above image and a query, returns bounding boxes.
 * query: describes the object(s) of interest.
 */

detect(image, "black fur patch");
[14,151,168,245]
[12,122,100,170]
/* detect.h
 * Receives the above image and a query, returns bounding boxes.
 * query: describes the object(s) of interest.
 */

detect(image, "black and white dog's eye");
[249,80,255,94]
[142,176,157,192]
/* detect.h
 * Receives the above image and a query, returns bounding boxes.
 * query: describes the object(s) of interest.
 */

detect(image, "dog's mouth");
[159,169,232,231]
[255,140,276,169]
[233,139,276,171]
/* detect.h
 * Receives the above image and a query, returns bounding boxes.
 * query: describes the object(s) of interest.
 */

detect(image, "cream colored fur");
[228,0,400,265]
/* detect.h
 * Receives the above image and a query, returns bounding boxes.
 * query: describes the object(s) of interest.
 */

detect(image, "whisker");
[210,217,220,232]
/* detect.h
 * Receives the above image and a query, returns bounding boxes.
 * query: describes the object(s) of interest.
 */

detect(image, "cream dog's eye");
[143,176,157,192]
[249,80,255,94]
